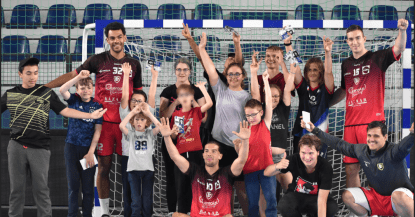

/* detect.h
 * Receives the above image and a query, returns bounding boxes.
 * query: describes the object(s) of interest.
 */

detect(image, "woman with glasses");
[159,57,206,215]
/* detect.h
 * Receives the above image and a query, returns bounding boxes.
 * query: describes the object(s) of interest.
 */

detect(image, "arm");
[182,23,206,69]
[391,123,414,161]
[148,65,159,108]
[283,66,296,106]
[199,32,219,86]
[160,97,179,119]
[195,82,213,113]
[60,107,107,120]
[59,70,90,100]
[393,19,408,57]
[250,51,262,101]
[1,92,7,114]
[121,63,132,110]
[45,70,78,88]
[83,124,102,168]
[119,106,140,135]
[159,117,190,173]
[317,189,330,217]
[230,121,251,176]
[264,152,289,176]
[262,71,272,129]
[323,36,334,92]
[140,102,161,136]
[329,88,346,107]
[233,32,243,65]
[282,32,301,84]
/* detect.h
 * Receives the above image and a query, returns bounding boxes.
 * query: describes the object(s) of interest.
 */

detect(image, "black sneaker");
[101,215,110,217]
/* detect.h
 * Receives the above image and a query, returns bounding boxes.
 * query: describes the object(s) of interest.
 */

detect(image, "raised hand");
[159,117,173,137]
[195,81,207,90]
[410,122,414,134]
[122,62,132,76]
[182,23,192,39]
[90,108,107,119]
[262,69,270,82]
[323,36,333,53]
[283,28,292,44]
[300,118,315,132]
[275,152,289,170]
[232,32,241,44]
[286,71,296,91]
[151,65,159,76]
[171,124,179,137]
[250,50,263,73]
[139,102,150,114]
[131,104,141,114]
[199,32,207,49]
[276,50,285,64]
[232,121,251,140]
[78,70,90,79]
[397,18,408,31]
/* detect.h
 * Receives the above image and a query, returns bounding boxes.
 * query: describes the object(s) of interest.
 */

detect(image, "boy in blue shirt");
[59,70,104,217]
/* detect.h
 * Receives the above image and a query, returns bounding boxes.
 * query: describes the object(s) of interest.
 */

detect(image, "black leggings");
[277,191,338,217]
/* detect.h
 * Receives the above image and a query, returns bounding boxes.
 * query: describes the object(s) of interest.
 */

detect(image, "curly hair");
[129,112,152,129]
[298,134,322,152]
[304,57,325,85]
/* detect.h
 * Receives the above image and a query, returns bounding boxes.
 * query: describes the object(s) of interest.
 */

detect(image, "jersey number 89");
[135,141,148,151]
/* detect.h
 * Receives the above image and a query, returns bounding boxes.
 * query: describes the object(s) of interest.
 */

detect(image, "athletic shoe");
[101,215,110,217]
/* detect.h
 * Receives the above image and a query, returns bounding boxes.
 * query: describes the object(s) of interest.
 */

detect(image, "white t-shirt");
[125,128,155,172]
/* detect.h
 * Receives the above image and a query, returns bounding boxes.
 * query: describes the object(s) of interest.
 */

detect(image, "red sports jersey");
[258,72,294,103]
[76,51,142,123]
[186,163,235,217]
[243,120,274,174]
[341,47,400,126]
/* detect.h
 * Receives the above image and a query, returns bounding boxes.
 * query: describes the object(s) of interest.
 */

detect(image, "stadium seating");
[230,12,288,20]
[331,36,351,63]
[34,35,68,62]
[295,4,324,20]
[331,4,361,20]
[194,35,221,61]
[228,43,283,59]
[405,6,414,21]
[125,35,145,60]
[80,4,113,29]
[371,36,393,51]
[43,4,77,29]
[2,35,31,61]
[157,4,186,20]
[194,4,223,20]
[72,35,95,62]
[1,6,4,25]
[293,35,324,62]
[120,4,149,20]
[369,5,398,20]
[8,4,41,29]
[151,35,182,62]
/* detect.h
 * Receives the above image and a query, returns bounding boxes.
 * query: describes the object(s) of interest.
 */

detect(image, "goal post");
[83,19,412,217]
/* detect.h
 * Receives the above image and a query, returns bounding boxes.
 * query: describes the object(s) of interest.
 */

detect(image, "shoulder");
[161,85,176,94]
[318,156,333,172]
[125,55,141,65]
[91,98,102,107]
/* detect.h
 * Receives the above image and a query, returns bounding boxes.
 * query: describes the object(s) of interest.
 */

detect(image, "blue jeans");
[128,170,154,217]
[64,143,96,217]
[122,156,132,217]
[245,170,277,217]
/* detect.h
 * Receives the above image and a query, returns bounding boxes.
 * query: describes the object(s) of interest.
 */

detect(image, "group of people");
[1,18,413,217]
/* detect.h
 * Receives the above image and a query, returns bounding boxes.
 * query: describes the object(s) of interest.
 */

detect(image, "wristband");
[284,42,292,46]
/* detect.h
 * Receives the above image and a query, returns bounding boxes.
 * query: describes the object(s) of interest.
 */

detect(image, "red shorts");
[343,125,367,164]
[97,121,122,156]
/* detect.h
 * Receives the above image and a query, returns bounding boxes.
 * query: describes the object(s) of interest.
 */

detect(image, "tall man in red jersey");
[45,22,142,216]
[330,19,408,188]
[159,117,250,217]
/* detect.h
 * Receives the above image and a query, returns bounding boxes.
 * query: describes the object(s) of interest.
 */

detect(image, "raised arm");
[317,189,330,217]
[159,117,190,173]
[230,121,251,176]
[277,51,290,82]
[282,31,301,84]
[148,65,159,108]
[159,97,179,119]
[391,123,414,162]
[232,32,243,65]
[250,51,262,101]
[199,32,219,86]
[194,82,213,113]
[323,36,334,92]
[60,107,107,120]
[119,106,140,135]
[262,70,273,129]
[45,70,78,88]
[59,70,90,100]
[140,102,161,136]
[182,23,205,69]
[121,63,132,110]
[84,124,102,168]
[393,19,408,57]
[283,66,296,106]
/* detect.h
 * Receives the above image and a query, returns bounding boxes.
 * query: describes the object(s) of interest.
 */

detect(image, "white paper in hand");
[302,111,311,129]
[79,155,98,170]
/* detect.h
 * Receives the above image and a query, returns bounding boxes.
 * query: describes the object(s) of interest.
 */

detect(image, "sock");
[99,198,110,215]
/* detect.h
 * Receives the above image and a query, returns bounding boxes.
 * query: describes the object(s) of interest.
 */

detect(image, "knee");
[391,190,407,204]
[98,165,110,177]
[342,190,355,205]
[345,164,360,175]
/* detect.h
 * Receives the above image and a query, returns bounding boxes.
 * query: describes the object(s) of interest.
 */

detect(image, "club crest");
[377,163,384,171]
[114,76,121,83]
[353,77,360,85]
[206,191,213,200]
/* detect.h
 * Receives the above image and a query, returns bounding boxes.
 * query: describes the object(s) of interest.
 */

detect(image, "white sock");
[99,198,110,215]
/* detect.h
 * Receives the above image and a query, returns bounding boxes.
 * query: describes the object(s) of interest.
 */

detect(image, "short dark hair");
[176,84,195,96]
[346,25,364,38]
[75,77,93,88]
[228,53,245,66]
[244,99,262,110]
[367,121,387,136]
[132,90,148,102]
[204,141,222,154]
[104,22,126,37]
[298,134,322,152]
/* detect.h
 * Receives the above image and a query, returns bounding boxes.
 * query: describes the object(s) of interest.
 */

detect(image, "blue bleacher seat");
[194,35,220,61]
[2,35,30,61]
[8,4,41,29]
[230,12,288,20]
[34,35,68,62]
[293,35,324,62]
[371,36,393,51]
[120,4,149,20]
[72,35,95,62]
[80,4,113,29]
[405,6,414,21]
[157,4,186,19]
[125,35,145,60]
[331,4,361,20]
[295,4,324,20]
[43,4,76,29]
[228,43,283,59]
[194,4,223,20]
[369,5,398,20]
[332,36,351,63]
[1,6,4,25]
[151,35,182,62]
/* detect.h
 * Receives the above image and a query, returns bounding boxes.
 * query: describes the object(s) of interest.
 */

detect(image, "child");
[59,70,104,217]
[170,81,213,214]
[1,57,106,217]
[119,62,158,217]
[119,103,161,217]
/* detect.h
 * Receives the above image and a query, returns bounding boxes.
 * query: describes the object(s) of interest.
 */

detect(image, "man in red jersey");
[45,22,142,217]
[330,19,408,188]
[159,117,250,217]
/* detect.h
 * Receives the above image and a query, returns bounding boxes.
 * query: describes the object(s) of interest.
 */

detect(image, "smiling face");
[106,29,126,54]
[19,65,39,88]
[307,63,321,83]
[265,50,282,70]
[203,143,222,167]
[346,30,367,56]
[76,83,93,102]
[225,65,245,89]
[366,127,387,151]
[299,145,319,168]
[175,62,191,83]
[245,106,263,125]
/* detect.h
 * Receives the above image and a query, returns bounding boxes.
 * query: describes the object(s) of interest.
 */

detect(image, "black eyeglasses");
[227,72,242,78]
[246,110,262,118]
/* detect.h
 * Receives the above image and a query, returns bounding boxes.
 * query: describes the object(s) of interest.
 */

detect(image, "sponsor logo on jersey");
[99,69,111,73]
[354,77,360,85]
[199,209,220,216]
[364,161,370,167]
[295,176,318,194]
[348,84,366,98]
[106,84,112,90]
[206,191,213,200]
[345,72,351,76]
[377,163,384,171]
[114,76,121,83]
[199,197,220,208]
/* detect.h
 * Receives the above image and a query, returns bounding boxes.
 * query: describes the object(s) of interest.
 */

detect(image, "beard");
[205,161,216,167]
[111,44,123,53]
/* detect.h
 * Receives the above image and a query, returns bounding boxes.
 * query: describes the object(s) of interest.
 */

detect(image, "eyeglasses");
[131,99,143,104]
[246,110,262,118]
[176,68,190,73]
[178,93,192,98]
[272,95,280,99]
[227,72,242,78]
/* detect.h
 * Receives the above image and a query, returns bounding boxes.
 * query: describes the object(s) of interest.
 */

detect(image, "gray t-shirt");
[125,128,155,172]
[211,79,251,147]
[120,105,155,156]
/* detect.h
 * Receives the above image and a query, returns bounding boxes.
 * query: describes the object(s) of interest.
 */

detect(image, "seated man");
[159,117,251,217]
[302,120,414,217]
[264,135,338,217]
